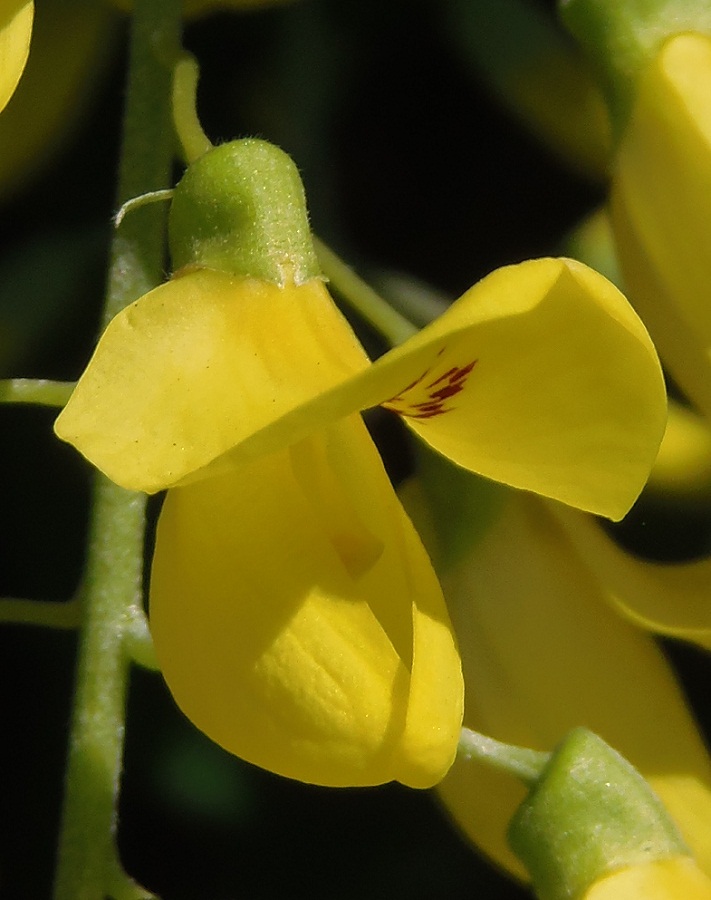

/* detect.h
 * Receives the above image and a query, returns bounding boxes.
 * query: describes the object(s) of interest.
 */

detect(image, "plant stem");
[103,0,180,326]
[53,488,150,900]
[53,0,181,895]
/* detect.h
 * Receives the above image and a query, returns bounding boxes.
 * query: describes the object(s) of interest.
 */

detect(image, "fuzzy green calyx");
[508,728,687,900]
[168,139,321,285]
[560,0,711,134]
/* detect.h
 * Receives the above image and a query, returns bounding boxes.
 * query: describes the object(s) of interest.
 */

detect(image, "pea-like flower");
[0,0,33,113]
[55,140,666,788]
[425,485,711,877]
[548,12,711,828]
[611,31,711,424]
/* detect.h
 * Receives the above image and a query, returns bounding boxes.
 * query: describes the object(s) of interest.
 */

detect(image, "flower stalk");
[458,727,550,786]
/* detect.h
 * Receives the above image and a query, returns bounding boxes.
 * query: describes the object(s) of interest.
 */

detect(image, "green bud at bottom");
[168,138,321,285]
[508,728,687,900]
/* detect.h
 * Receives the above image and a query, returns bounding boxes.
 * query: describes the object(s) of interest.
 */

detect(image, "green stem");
[0,378,75,407]
[103,0,180,327]
[457,727,551,787]
[53,486,150,900]
[53,0,181,895]
[314,237,419,346]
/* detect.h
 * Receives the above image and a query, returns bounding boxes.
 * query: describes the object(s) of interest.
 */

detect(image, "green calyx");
[168,138,321,285]
[508,728,687,900]
[560,0,711,134]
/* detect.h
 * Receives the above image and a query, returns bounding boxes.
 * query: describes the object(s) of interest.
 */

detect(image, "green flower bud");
[508,728,687,900]
[168,138,321,285]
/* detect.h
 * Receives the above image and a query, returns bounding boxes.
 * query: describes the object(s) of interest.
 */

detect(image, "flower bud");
[509,728,690,900]
[168,138,321,285]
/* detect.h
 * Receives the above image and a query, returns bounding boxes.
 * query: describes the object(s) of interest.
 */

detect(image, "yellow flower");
[0,0,33,113]
[0,0,117,201]
[550,500,711,653]
[55,260,664,513]
[428,488,711,878]
[584,857,711,900]
[54,141,665,788]
[611,32,711,421]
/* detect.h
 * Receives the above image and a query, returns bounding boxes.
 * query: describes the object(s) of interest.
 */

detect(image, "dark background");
[2,0,709,897]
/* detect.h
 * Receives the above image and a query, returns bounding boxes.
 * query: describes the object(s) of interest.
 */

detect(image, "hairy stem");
[52,0,181,895]
[458,727,551,787]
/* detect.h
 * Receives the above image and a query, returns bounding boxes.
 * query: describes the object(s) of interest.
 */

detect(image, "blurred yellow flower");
[430,489,711,879]
[551,500,711,653]
[0,0,32,113]
[55,256,664,788]
[612,32,711,421]
[0,0,117,201]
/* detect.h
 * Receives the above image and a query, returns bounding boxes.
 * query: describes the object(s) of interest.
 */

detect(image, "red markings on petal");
[382,357,477,420]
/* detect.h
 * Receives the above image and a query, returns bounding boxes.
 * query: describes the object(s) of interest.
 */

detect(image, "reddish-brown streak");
[383,358,478,420]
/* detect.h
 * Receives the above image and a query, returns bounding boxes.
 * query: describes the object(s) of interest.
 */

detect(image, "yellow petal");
[549,502,711,652]
[612,185,711,424]
[149,414,463,787]
[57,258,664,520]
[381,258,664,520]
[229,257,664,520]
[584,858,711,900]
[0,0,32,114]
[615,34,711,346]
[55,270,370,492]
[612,33,711,421]
[435,492,711,879]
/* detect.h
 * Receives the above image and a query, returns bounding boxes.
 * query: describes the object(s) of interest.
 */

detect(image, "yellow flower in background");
[54,140,666,789]
[611,32,711,422]
[0,0,117,201]
[0,0,32,113]
[584,857,711,900]
[425,489,711,879]
[551,500,711,653]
